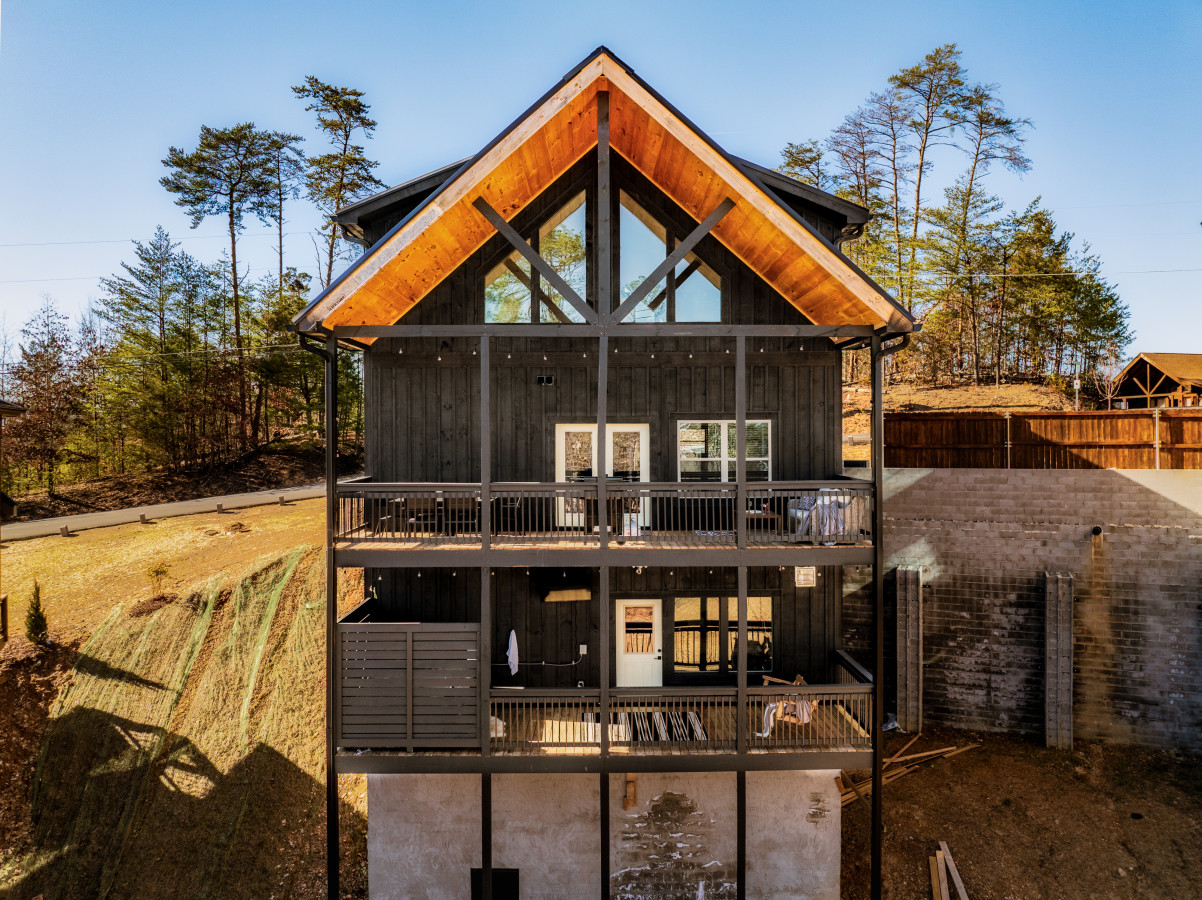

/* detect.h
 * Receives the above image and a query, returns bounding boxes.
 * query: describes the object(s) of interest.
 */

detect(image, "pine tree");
[25,579,48,645]
[8,297,85,493]
[161,123,277,452]
[292,77,385,287]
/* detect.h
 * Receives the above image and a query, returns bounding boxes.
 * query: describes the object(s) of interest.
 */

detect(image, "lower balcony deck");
[336,620,874,773]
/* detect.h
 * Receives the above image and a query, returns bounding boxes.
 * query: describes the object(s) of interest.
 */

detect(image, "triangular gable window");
[483,185,722,324]
[619,191,719,323]
[485,192,589,323]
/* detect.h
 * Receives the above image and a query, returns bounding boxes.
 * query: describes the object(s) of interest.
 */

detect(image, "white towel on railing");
[507,629,519,675]
[757,699,811,736]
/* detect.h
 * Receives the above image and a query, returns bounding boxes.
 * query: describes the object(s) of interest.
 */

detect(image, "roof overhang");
[294,48,914,336]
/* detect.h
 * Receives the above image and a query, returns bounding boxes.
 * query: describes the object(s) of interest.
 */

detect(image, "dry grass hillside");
[0,503,368,899]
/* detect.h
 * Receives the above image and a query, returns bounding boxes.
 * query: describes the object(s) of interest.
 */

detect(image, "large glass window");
[618,191,720,323]
[484,250,532,323]
[485,192,588,323]
[672,596,773,675]
[537,192,588,323]
[678,420,771,482]
[484,187,723,323]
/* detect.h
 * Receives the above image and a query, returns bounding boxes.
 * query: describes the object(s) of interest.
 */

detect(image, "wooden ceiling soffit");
[298,52,911,333]
[301,59,607,333]
[603,77,910,331]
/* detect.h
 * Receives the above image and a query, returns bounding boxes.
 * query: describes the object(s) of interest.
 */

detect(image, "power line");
[0,229,324,250]
[0,266,283,285]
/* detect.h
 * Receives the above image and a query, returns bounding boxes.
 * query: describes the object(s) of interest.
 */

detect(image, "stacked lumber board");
[837,735,978,806]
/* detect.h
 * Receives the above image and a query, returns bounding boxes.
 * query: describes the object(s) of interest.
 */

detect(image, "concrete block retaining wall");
[843,469,1202,751]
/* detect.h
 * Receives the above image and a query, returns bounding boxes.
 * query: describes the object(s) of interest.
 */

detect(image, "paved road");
[1,482,331,542]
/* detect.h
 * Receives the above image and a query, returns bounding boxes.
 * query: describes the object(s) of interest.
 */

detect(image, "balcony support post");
[599,565,610,757]
[736,770,747,900]
[481,772,493,900]
[323,334,339,900]
[736,335,747,548]
[480,335,490,552]
[600,772,610,899]
[481,566,491,756]
[598,335,608,549]
[870,332,885,900]
[736,565,748,754]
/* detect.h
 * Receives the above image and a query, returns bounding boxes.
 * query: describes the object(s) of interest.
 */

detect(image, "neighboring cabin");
[294,48,913,899]
[1114,353,1202,408]
[1,398,24,521]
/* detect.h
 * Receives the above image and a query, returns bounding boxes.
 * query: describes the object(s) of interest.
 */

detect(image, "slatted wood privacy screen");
[885,410,1202,469]
[339,621,480,749]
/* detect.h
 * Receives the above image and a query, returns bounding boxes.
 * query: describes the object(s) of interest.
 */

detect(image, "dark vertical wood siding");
[367,346,839,483]
[365,566,837,689]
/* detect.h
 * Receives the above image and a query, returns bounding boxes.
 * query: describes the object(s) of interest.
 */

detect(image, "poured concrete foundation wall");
[368,770,840,899]
[843,468,1202,750]
[746,771,840,899]
[368,773,481,900]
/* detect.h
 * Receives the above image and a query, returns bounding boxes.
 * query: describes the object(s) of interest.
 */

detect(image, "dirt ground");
[842,381,1074,460]
[7,442,361,522]
[841,728,1202,900]
[0,636,80,876]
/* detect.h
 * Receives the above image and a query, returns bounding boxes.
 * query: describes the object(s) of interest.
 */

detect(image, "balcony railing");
[488,685,871,755]
[334,480,872,550]
[336,608,873,757]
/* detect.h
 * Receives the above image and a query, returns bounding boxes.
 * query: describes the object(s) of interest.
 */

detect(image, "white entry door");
[615,598,663,687]
[554,424,650,528]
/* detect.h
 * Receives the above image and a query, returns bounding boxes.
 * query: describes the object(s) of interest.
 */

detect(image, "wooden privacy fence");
[338,621,480,750]
[886,410,1202,469]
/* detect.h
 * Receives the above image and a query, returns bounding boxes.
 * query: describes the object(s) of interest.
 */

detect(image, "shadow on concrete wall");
[842,468,1202,749]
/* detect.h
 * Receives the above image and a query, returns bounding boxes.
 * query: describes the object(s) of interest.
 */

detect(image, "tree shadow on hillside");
[8,706,365,900]
[71,653,166,691]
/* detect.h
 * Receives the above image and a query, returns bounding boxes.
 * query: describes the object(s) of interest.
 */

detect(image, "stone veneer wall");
[843,469,1202,750]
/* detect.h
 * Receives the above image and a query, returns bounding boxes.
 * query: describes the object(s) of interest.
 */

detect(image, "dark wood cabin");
[294,46,913,898]
[1114,353,1202,408]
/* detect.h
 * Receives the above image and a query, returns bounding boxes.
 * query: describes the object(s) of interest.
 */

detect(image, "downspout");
[300,332,339,900]
[870,329,909,900]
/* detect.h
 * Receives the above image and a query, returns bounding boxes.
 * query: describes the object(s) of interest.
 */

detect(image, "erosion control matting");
[1,549,363,900]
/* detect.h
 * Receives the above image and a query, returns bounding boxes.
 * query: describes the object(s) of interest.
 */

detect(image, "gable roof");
[294,47,914,335]
[1117,353,1202,390]
[333,153,870,250]
[0,399,24,418]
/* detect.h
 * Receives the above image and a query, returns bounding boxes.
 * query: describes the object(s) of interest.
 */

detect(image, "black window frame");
[663,592,778,686]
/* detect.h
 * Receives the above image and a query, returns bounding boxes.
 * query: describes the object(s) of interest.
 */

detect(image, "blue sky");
[1,0,1199,355]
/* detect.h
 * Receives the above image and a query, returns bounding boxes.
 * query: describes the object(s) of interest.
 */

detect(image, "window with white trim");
[677,420,770,482]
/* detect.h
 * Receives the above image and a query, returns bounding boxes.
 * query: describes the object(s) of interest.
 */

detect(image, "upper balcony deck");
[334,478,874,566]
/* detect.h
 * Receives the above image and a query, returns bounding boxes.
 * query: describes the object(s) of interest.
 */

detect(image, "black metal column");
[599,564,610,757]
[736,769,746,900]
[324,334,339,900]
[736,335,746,549]
[480,336,492,757]
[600,771,610,899]
[870,333,884,900]
[482,772,493,900]
[597,87,611,548]
[736,566,748,754]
